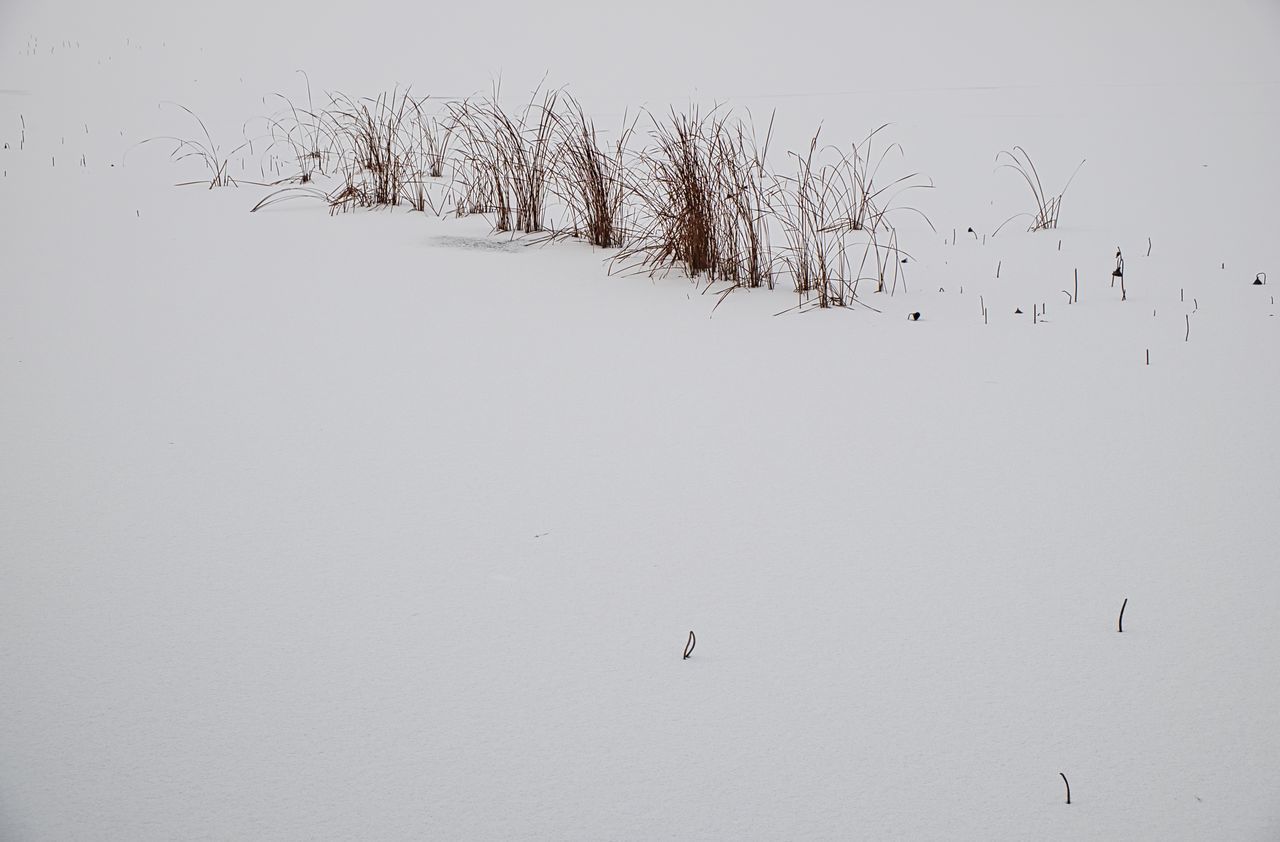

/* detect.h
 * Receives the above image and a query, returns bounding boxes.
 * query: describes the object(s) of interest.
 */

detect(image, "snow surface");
[2,1,1279,839]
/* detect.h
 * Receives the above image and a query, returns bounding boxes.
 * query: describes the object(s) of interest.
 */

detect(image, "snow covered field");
[2,1,1279,839]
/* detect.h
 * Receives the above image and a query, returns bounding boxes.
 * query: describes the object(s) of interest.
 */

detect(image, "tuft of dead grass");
[446,86,560,233]
[994,146,1084,233]
[616,106,774,290]
[139,101,251,188]
[547,96,635,249]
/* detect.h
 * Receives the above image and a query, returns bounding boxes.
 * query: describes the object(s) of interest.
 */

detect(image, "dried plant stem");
[994,147,1084,233]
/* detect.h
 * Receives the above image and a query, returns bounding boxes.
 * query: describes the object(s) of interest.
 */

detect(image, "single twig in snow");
[683,630,697,660]
[1118,597,1128,632]
[1060,772,1072,804]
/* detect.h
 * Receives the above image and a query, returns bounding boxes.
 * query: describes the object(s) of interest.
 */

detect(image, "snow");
[2,1,1279,839]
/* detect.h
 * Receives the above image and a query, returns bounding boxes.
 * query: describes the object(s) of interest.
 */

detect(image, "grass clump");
[618,106,774,290]
[994,146,1084,233]
[447,87,560,233]
[325,87,425,212]
[547,96,635,248]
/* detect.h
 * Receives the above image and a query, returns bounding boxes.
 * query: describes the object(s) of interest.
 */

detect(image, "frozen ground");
[2,1,1279,839]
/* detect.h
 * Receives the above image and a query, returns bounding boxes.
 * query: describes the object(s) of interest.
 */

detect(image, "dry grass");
[771,127,931,308]
[617,106,774,290]
[324,88,423,212]
[252,85,450,214]
[847,124,935,233]
[772,133,861,307]
[141,101,250,188]
[401,99,451,214]
[447,87,559,233]
[994,146,1085,233]
[234,79,948,316]
[261,71,333,185]
[547,96,635,248]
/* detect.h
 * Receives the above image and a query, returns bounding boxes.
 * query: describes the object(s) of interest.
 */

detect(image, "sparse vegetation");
[772,133,862,307]
[261,71,333,185]
[771,129,931,308]
[251,86,449,215]
[213,77,949,311]
[994,146,1084,233]
[141,101,250,188]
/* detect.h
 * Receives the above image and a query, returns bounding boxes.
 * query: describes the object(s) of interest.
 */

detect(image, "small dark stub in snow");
[1015,307,1024,314]
[908,312,921,321]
